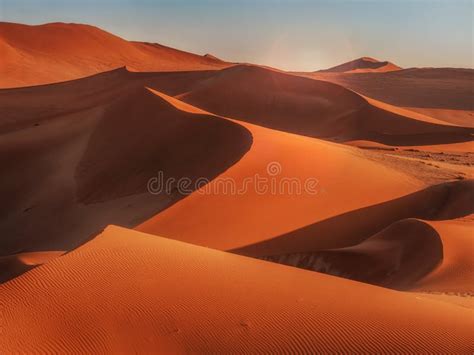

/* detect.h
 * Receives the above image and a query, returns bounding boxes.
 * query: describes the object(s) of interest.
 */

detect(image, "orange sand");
[0,225,472,353]
[0,22,230,88]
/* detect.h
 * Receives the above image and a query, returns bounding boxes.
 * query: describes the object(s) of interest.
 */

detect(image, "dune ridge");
[176,65,473,146]
[0,70,251,255]
[308,68,474,127]
[259,218,443,290]
[138,91,429,250]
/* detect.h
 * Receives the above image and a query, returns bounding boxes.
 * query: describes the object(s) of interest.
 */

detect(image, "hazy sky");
[1,0,472,71]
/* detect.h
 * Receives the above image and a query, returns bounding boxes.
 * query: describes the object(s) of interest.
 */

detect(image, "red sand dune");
[318,56,402,73]
[175,65,473,145]
[0,69,251,254]
[0,22,230,88]
[309,67,474,127]
[257,218,443,290]
[138,92,428,250]
[231,180,473,255]
[414,219,474,294]
[0,225,472,353]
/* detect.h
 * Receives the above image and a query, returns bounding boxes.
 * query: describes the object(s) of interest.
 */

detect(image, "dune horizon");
[0,8,473,354]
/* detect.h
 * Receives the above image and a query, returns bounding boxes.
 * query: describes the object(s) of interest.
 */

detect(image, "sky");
[1,0,472,71]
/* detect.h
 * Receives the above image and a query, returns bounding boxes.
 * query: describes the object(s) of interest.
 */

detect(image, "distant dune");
[307,67,474,127]
[318,57,401,73]
[0,22,230,88]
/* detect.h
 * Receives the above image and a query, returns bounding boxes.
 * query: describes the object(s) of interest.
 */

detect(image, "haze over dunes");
[0,21,473,353]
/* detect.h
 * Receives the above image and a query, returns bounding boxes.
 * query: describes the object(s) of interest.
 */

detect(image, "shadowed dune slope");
[0,22,229,88]
[178,65,473,145]
[76,87,252,203]
[0,72,251,255]
[318,57,401,73]
[259,218,443,290]
[0,225,472,353]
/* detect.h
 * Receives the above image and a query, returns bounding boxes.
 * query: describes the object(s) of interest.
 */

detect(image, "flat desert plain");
[0,22,473,353]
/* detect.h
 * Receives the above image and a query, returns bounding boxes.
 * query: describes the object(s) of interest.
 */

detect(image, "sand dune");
[138,92,429,250]
[309,68,474,127]
[176,65,473,145]
[414,219,474,294]
[258,218,443,290]
[0,69,251,256]
[318,57,401,73]
[0,22,229,88]
[1,21,473,352]
[232,180,473,255]
[0,225,472,353]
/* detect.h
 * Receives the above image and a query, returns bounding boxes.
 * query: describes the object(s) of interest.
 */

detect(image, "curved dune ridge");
[318,57,402,73]
[0,225,472,353]
[0,22,230,88]
[227,181,473,289]
[414,220,474,294]
[0,69,251,255]
[259,219,443,290]
[76,86,252,203]
[176,65,473,145]
[138,92,428,250]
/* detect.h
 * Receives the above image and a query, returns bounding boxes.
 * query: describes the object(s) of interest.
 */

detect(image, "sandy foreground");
[0,22,473,352]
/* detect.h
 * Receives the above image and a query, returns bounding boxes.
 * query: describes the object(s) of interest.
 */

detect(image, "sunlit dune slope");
[0,22,229,88]
[0,71,251,255]
[0,225,472,353]
[177,65,473,145]
[414,219,474,294]
[138,92,426,249]
[318,57,401,73]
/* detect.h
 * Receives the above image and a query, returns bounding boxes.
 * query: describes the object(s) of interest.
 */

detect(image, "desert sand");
[1,22,473,353]
[1,226,473,353]
[0,22,230,88]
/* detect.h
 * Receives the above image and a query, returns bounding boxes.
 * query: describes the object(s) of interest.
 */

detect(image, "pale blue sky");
[1,0,472,71]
